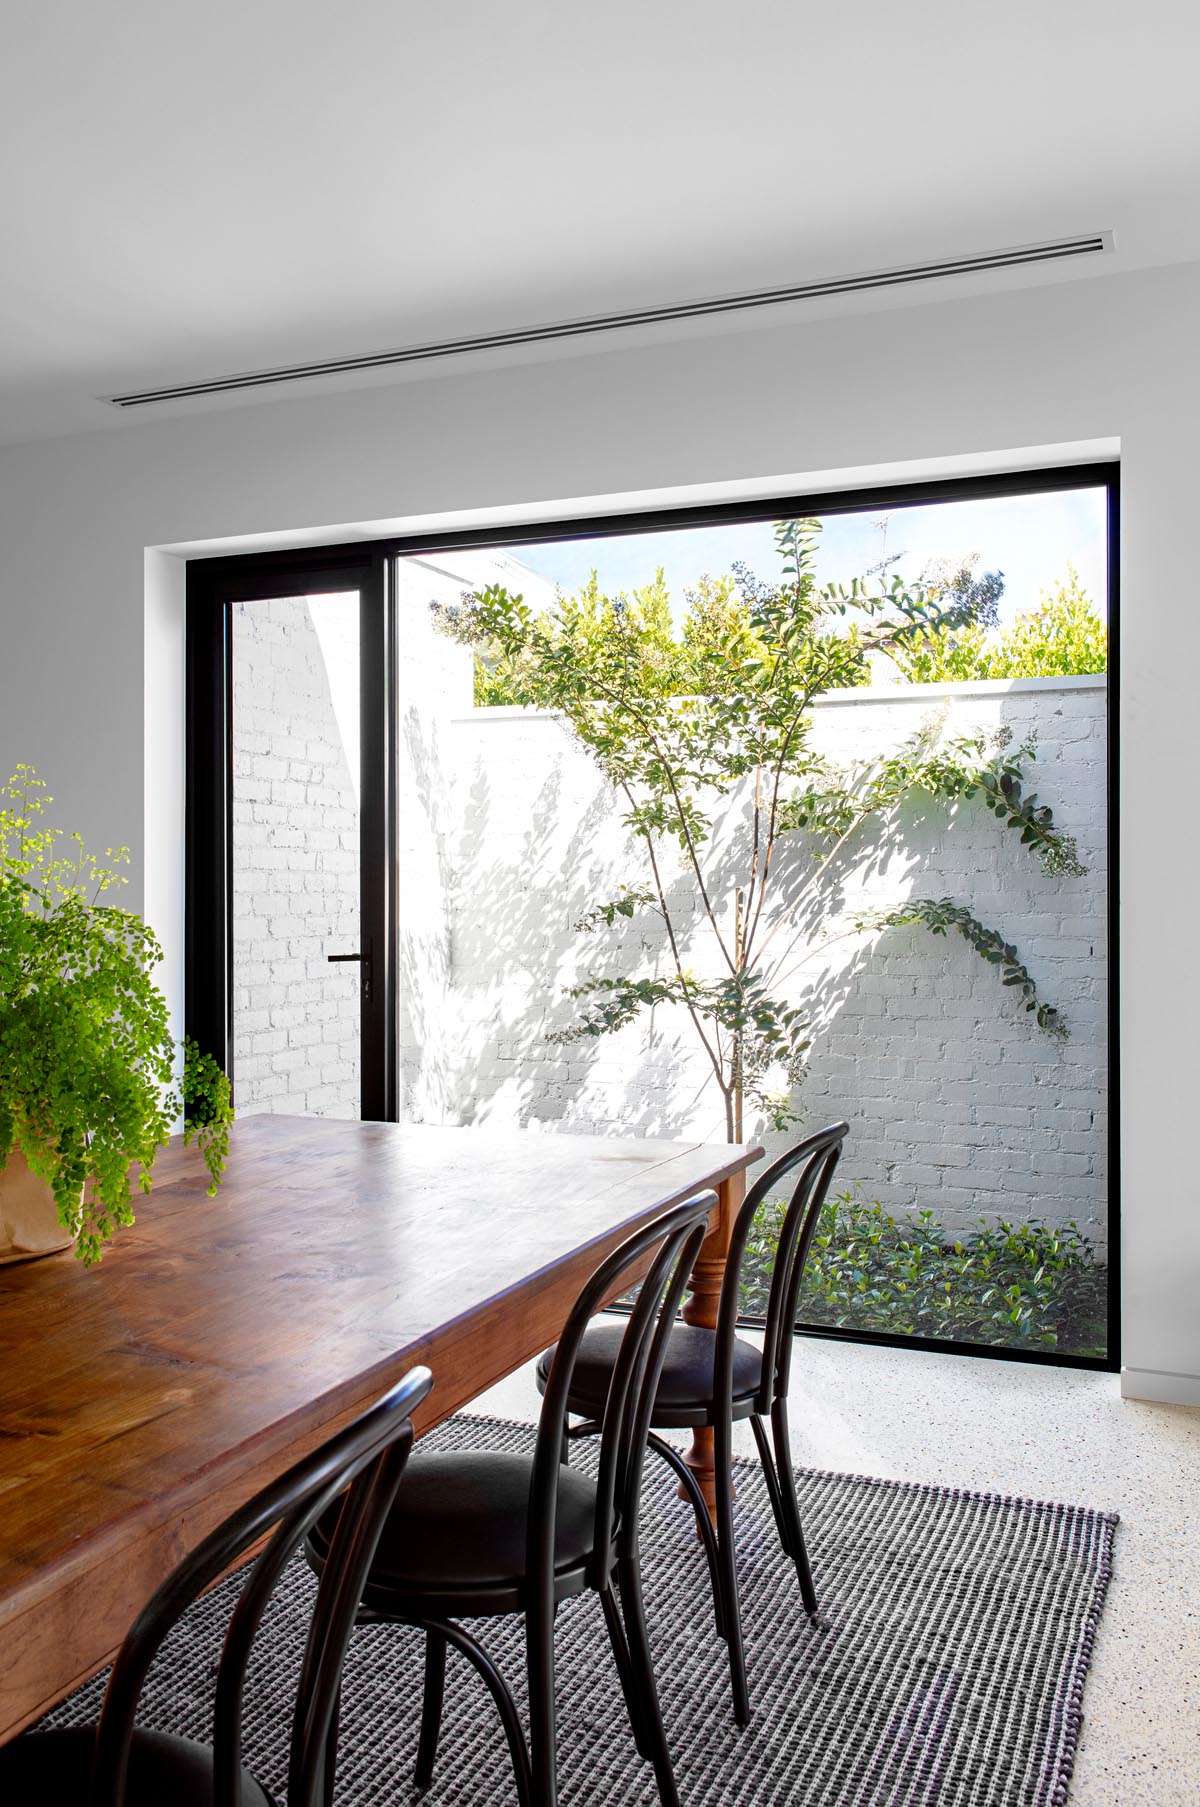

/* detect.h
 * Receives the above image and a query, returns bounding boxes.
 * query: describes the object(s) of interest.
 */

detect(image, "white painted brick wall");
[394,549,558,1124]
[231,581,1108,1247]
[400,671,1108,1247]
[231,598,360,1117]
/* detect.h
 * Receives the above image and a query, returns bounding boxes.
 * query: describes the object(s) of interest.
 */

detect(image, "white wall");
[392,547,558,1122]
[230,597,361,1119]
[0,261,1194,1401]
[417,678,1107,1252]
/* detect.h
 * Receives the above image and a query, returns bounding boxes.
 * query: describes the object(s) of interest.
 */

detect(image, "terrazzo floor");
[467,1326,1200,1807]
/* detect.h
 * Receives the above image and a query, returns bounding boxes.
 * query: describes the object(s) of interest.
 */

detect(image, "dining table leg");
[678,1166,744,1527]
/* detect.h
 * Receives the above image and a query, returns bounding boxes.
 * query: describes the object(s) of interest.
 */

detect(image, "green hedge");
[741,1188,1107,1357]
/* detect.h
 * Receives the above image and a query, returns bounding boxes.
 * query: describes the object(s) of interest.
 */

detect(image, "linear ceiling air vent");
[108,232,1112,409]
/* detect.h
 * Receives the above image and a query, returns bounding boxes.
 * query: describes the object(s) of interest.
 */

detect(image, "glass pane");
[230,593,361,1118]
[395,486,1110,1359]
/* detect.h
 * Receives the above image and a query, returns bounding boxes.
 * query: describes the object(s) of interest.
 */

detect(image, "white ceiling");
[2,0,1198,447]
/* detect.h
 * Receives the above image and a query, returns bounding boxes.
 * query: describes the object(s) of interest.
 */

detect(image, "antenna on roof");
[864,514,905,579]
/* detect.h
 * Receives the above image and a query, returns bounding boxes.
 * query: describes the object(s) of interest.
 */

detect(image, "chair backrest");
[86,1364,433,1807]
[531,1193,712,1589]
[717,1123,848,1414]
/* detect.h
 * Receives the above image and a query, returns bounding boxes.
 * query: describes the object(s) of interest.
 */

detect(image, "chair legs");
[751,1408,819,1623]
[624,1407,820,1727]
[614,1559,682,1807]
[600,1581,658,1766]
[772,1402,819,1621]
[645,1433,725,1641]
[526,1593,558,1807]
[600,1412,747,1740]
[411,1618,533,1806]
[414,1629,446,1789]
[644,1428,749,1725]
[320,1681,341,1807]
[599,1580,692,1807]
[713,1412,751,1727]
[526,1581,680,1807]
[400,1590,679,1807]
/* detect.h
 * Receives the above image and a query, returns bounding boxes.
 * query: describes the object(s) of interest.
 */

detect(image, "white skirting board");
[1121,1366,1200,1407]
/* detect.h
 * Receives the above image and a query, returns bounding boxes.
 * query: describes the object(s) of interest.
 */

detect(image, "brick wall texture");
[231,597,360,1118]
[400,671,1108,1247]
[227,574,1108,1249]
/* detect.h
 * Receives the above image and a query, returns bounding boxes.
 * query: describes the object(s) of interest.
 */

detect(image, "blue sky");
[512,486,1108,629]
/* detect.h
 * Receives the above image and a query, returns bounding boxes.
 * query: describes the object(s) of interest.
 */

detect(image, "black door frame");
[185,543,396,1119]
[185,460,1117,1370]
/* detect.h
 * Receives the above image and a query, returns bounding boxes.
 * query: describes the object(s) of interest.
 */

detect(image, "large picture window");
[187,464,1117,1369]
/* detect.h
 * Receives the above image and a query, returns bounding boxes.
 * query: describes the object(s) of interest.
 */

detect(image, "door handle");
[327,937,373,1004]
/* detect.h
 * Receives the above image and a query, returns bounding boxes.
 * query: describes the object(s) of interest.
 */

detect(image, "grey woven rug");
[44,1413,1117,1806]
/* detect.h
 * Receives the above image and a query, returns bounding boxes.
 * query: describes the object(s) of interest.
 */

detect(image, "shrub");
[893,567,1106,684]
[741,1186,1106,1356]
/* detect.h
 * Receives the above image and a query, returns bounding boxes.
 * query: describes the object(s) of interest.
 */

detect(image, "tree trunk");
[731,888,746,1143]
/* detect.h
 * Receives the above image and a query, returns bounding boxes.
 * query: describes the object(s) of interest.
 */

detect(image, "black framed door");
[186,544,396,1120]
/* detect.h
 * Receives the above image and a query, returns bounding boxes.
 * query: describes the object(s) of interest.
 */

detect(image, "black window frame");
[186,543,396,1120]
[185,459,1119,1371]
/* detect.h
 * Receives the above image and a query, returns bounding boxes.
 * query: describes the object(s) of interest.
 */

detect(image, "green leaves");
[858,897,1068,1037]
[551,965,811,1132]
[573,885,658,932]
[430,527,992,828]
[891,565,1106,684]
[775,765,860,843]
[431,525,1084,1141]
[546,973,691,1042]
[861,723,1085,877]
[714,969,812,1132]
[0,768,232,1263]
[179,1038,233,1198]
[741,1187,1105,1354]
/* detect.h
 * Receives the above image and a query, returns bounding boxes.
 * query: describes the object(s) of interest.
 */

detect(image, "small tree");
[433,522,1084,1143]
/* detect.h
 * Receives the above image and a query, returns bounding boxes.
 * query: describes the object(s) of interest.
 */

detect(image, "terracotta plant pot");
[0,1149,74,1264]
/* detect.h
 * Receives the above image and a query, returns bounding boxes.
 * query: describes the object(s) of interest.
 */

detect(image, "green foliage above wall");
[890,567,1107,684]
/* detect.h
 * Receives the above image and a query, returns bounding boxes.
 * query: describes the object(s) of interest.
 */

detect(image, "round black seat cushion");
[0,1725,272,1805]
[312,1449,599,1603]
[537,1322,763,1426]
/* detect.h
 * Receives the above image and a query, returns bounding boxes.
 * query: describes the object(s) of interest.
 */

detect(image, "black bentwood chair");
[537,1122,848,1727]
[0,1365,433,1807]
[305,1194,712,1807]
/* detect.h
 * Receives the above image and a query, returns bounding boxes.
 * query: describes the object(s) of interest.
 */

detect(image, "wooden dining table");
[0,1112,762,1745]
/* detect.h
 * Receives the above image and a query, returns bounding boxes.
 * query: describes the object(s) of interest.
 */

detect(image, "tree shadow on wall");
[400,716,718,1141]
[397,705,460,1121]
[725,696,1104,1216]
[401,689,1106,1222]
